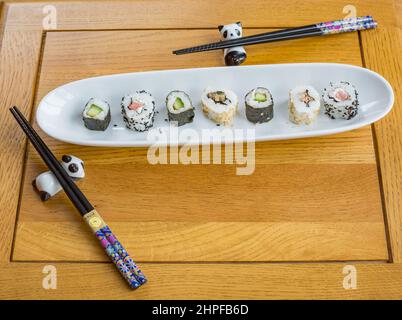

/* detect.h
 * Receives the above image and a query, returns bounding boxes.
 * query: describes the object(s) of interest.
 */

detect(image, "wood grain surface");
[0,29,42,261]
[12,29,388,262]
[0,0,401,299]
[1,262,402,299]
[361,26,402,262]
[4,0,397,31]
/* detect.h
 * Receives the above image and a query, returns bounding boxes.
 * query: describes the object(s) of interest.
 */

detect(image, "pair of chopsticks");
[173,16,377,55]
[10,106,147,289]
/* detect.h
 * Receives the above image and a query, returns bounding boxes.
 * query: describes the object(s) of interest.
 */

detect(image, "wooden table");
[0,0,401,299]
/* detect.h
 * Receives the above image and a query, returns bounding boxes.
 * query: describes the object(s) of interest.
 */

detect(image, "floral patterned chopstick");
[10,106,146,289]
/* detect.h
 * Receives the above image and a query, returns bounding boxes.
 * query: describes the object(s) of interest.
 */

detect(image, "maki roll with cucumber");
[245,87,274,123]
[201,87,238,126]
[82,98,111,131]
[166,91,195,126]
[322,81,359,120]
[121,90,155,132]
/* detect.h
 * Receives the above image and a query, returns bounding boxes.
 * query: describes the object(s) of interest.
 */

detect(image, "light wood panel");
[1,262,402,299]
[37,29,363,94]
[0,0,401,299]
[0,29,42,261]
[19,164,382,223]
[13,221,388,262]
[361,26,402,262]
[16,164,387,261]
[25,128,377,166]
[398,0,402,33]
[5,0,397,31]
[13,29,388,262]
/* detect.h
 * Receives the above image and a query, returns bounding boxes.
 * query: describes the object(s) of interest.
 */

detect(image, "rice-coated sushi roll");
[245,87,274,123]
[201,87,238,126]
[166,91,195,126]
[121,90,155,132]
[82,98,111,131]
[289,86,320,125]
[322,81,359,120]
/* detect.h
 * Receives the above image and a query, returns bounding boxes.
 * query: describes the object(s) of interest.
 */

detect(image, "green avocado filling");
[86,104,103,117]
[173,97,185,110]
[254,92,267,103]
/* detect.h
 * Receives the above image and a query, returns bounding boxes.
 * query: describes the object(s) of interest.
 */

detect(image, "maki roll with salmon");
[166,91,195,126]
[289,86,321,125]
[121,90,155,132]
[201,87,238,126]
[82,98,111,131]
[322,81,359,120]
[245,87,274,123]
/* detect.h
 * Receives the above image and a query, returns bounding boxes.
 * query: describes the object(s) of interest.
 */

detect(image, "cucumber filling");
[86,104,103,117]
[173,97,185,110]
[254,92,267,103]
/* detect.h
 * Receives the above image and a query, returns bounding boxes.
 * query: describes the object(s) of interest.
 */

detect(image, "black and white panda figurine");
[32,155,85,201]
[218,22,247,66]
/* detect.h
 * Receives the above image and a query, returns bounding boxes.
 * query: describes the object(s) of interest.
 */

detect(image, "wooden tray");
[0,0,401,299]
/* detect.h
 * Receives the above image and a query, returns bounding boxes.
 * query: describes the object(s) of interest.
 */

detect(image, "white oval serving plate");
[36,63,394,147]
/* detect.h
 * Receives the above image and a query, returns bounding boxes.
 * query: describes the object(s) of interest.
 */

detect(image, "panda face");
[61,154,85,179]
[219,22,243,40]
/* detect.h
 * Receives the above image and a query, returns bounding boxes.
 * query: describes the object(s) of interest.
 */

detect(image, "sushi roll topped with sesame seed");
[121,90,155,132]
[322,81,359,120]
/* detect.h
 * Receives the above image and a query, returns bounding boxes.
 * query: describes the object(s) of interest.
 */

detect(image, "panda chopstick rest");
[33,155,85,201]
[218,22,247,66]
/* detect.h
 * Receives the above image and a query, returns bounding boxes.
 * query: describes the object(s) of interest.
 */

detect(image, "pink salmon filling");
[128,101,144,111]
[331,88,350,102]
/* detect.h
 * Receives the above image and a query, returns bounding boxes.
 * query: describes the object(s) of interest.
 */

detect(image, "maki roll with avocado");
[245,87,274,123]
[121,90,155,132]
[82,98,111,131]
[201,87,238,126]
[322,81,359,120]
[166,91,195,126]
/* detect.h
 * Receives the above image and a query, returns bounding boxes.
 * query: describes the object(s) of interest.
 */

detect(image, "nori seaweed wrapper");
[245,104,273,124]
[168,108,195,126]
[83,108,111,131]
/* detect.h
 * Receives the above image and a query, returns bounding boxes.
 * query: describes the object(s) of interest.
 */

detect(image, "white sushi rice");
[166,91,193,114]
[245,87,273,109]
[322,81,359,120]
[121,90,155,132]
[289,85,321,125]
[83,98,110,120]
[201,87,238,125]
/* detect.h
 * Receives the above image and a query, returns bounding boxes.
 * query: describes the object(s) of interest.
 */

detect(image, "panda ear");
[218,25,224,31]
[236,21,242,27]
[61,155,72,163]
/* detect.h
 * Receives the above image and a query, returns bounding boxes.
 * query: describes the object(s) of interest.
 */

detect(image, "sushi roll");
[288,86,321,125]
[166,91,195,126]
[121,90,155,132]
[245,87,274,123]
[322,81,359,120]
[201,87,238,126]
[82,98,111,131]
